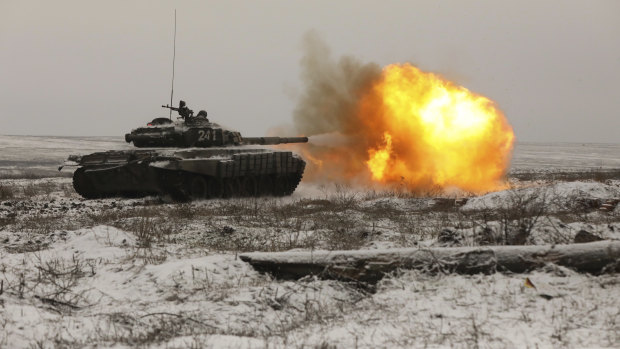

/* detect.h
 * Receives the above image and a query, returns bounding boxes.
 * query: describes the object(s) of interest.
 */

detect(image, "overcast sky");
[1,0,619,143]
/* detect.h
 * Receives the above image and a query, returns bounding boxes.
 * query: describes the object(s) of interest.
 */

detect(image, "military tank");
[62,101,308,201]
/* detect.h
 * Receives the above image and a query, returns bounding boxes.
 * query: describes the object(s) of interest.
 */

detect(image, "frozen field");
[0,135,619,348]
[0,135,130,178]
[510,142,620,170]
[1,135,619,177]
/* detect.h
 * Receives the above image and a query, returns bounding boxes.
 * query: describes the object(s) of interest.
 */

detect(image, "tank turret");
[124,102,308,149]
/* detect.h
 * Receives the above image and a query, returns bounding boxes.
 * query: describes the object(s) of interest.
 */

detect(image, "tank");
[62,102,308,201]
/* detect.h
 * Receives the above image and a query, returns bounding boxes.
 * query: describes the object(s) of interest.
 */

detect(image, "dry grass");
[510,168,620,182]
[0,254,91,314]
[0,170,72,180]
[0,183,15,200]
[0,180,74,201]
[2,178,618,256]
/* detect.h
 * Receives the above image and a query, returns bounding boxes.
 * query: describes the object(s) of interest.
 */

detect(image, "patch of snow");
[462,181,620,212]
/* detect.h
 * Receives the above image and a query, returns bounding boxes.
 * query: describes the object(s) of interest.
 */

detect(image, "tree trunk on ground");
[239,241,620,283]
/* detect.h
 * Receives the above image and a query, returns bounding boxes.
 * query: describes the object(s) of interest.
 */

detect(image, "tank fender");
[149,160,179,171]
[149,159,219,177]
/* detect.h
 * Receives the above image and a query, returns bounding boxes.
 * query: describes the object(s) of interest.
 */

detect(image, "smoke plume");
[293,33,381,136]
[291,32,382,183]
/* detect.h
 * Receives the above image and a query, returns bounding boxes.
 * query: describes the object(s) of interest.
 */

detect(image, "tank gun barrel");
[242,136,308,145]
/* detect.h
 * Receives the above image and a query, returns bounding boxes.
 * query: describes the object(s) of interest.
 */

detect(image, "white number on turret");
[197,130,212,142]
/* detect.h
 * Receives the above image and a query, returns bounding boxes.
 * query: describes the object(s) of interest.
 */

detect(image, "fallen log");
[240,241,620,283]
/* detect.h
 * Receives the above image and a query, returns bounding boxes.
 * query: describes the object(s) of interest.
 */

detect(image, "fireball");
[292,61,515,194]
[361,64,515,193]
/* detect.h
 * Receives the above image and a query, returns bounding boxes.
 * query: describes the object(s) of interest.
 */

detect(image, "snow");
[510,142,620,170]
[148,161,172,168]
[462,180,620,212]
[0,225,266,347]
[0,137,619,347]
[8,226,615,349]
[1,185,617,347]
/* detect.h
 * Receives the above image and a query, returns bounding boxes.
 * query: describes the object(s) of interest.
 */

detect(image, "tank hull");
[71,147,306,200]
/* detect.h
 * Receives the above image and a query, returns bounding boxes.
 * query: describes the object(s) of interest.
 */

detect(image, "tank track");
[73,167,303,201]
[170,172,303,201]
[73,168,100,199]
[73,167,147,199]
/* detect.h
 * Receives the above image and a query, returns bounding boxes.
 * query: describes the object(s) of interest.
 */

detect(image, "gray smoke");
[293,32,382,137]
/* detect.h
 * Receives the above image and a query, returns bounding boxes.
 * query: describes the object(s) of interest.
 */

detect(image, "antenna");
[169,9,177,119]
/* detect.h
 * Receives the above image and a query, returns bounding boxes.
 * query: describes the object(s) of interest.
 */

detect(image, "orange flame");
[287,63,515,194]
[359,64,515,192]
[367,132,393,181]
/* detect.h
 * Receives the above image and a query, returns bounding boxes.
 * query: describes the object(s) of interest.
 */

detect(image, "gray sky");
[1,0,619,142]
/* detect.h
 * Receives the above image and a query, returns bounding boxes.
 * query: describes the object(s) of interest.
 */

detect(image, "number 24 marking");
[197,130,211,142]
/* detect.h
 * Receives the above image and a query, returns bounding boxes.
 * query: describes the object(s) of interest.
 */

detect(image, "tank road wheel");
[240,176,258,197]
[207,178,224,198]
[221,178,236,198]
[258,175,274,196]
[232,178,244,197]
[73,168,99,199]
[157,170,189,202]
[273,175,290,197]
[187,175,208,200]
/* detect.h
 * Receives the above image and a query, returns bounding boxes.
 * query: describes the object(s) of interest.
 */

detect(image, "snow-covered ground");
[510,142,620,170]
[2,226,619,348]
[0,135,129,178]
[0,137,619,348]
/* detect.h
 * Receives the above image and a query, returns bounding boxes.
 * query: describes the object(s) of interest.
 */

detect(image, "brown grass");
[3,178,619,257]
[0,183,15,200]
